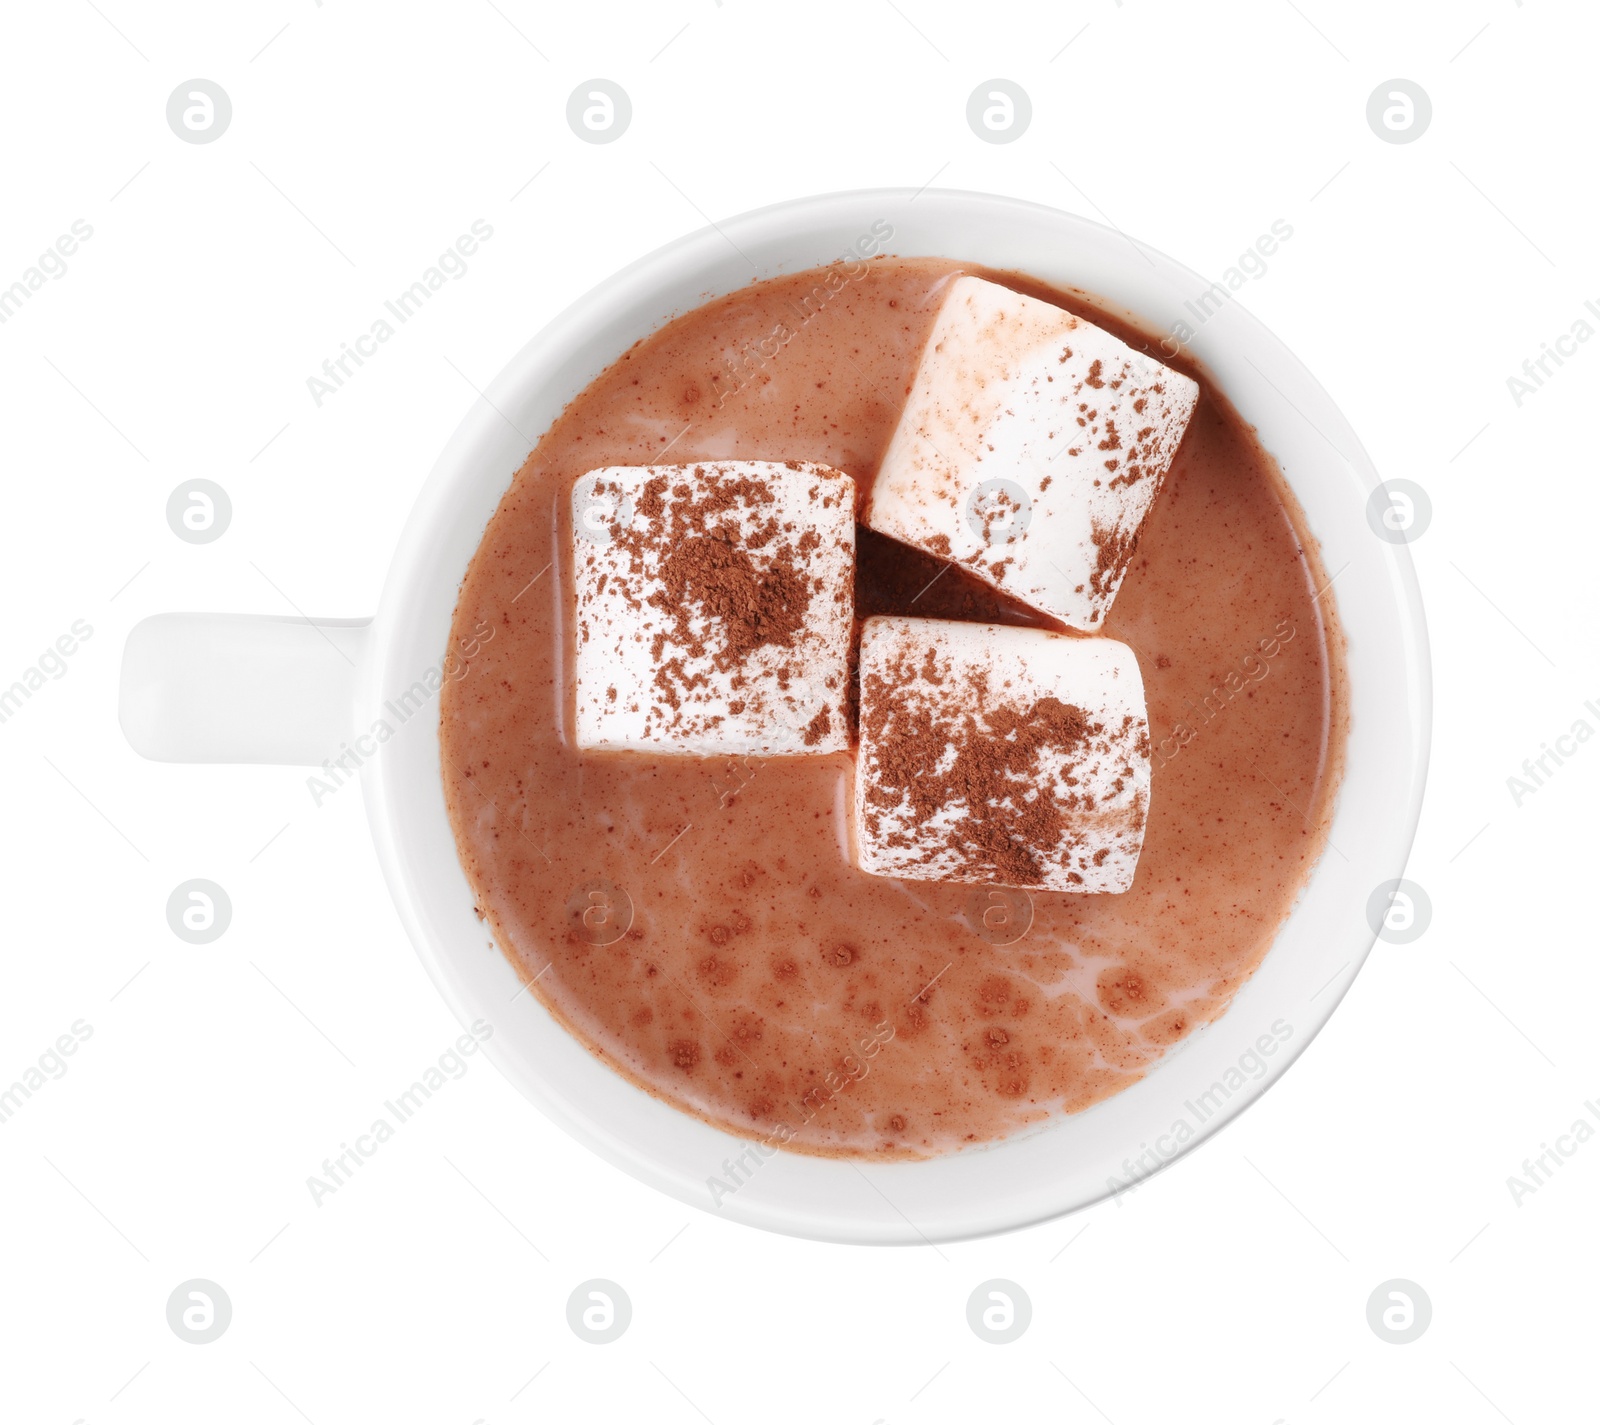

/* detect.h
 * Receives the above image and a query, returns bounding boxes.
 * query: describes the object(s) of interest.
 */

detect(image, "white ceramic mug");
[119,189,1430,1243]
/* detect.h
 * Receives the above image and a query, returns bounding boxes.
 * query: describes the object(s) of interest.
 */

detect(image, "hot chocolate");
[440,257,1347,1159]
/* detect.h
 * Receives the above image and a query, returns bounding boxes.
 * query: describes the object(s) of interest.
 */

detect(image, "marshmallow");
[573,461,855,756]
[853,617,1150,892]
[866,275,1199,631]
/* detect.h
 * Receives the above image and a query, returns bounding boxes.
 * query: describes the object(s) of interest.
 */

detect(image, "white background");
[2,1,1595,1420]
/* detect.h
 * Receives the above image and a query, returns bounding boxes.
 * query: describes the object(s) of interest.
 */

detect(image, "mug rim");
[359,186,1431,1243]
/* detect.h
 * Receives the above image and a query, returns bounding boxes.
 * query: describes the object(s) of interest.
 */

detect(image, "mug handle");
[120,613,371,765]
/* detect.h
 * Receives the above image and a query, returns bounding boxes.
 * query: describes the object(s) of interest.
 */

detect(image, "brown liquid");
[440,258,1347,1159]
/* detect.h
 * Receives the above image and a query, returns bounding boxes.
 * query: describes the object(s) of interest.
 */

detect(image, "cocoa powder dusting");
[863,653,1099,886]
[1089,520,1139,602]
[654,534,811,668]
[601,465,834,732]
